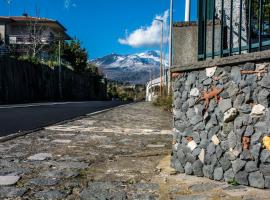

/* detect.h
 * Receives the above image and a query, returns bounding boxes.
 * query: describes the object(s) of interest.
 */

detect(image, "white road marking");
[0,101,96,109]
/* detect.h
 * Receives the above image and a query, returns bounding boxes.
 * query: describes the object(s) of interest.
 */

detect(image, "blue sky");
[0,0,197,59]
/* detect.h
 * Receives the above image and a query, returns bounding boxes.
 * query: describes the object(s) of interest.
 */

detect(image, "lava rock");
[245,161,258,173]
[219,156,232,171]
[244,126,254,136]
[203,165,214,179]
[174,159,185,173]
[185,162,193,175]
[235,171,249,186]
[232,159,246,174]
[224,168,235,182]
[260,149,270,163]
[219,99,232,113]
[192,160,204,177]
[260,74,270,89]
[214,167,224,181]
[224,108,238,123]
[265,176,270,188]
[250,143,262,161]
[249,171,265,189]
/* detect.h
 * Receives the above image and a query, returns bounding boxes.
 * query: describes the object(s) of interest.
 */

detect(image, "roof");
[0,16,71,40]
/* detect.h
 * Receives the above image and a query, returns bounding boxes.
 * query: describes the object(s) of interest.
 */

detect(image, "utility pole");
[169,0,174,94]
[58,36,62,100]
[6,0,12,16]
[185,0,191,22]
[169,0,173,68]
[154,19,164,97]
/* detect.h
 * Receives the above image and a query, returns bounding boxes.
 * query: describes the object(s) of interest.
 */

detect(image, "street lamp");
[185,0,191,22]
[154,18,164,97]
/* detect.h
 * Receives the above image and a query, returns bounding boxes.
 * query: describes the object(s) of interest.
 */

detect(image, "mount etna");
[92,51,167,84]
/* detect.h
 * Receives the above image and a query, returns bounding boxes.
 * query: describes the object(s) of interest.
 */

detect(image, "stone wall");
[171,61,270,188]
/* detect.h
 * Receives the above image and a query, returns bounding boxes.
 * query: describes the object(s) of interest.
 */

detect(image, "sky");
[0,0,197,59]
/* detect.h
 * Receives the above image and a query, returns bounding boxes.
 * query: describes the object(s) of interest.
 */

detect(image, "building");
[0,14,71,57]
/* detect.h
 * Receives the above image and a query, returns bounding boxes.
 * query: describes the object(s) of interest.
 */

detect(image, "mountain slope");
[92,51,167,84]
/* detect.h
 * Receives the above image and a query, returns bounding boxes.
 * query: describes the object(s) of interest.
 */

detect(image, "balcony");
[9,35,53,45]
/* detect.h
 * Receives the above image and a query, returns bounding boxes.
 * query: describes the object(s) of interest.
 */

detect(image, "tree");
[8,16,51,59]
[62,40,88,73]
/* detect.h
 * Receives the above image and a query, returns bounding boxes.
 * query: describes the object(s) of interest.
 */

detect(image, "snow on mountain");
[92,51,168,84]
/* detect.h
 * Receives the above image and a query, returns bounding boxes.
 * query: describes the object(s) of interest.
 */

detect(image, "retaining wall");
[171,61,270,188]
[0,57,107,104]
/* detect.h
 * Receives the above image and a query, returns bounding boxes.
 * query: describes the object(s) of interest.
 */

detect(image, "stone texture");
[28,153,52,161]
[187,141,197,151]
[211,135,220,145]
[214,167,223,181]
[224,168,235,182]
[0,187,27,198]
[34,190,65,200]
[185,162,193,175]
[0,176,20,186]
[249,171,265,189]
[190,88,200,97]
[232,159,246,174]
[192,160,204,177]
[245,161,258,173]
[224,108,238,123]
[219,99,232,113]
[206,66,217,77]
[250,104,266,117]
[235,171,249,186]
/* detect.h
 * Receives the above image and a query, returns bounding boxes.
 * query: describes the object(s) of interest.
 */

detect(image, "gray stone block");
[174,159,185,173]
[245,161,258,173]
[214,167,224,181]
[260,149,270,163]
[232,159,246,174]
[203,165,214,179]
[265,176,270,188]
[219,99,232,113]
[224,168,235,182]
[185,162,193,175]
[260,164,270,176]
[192,160,204,177]
[249,171,265,189]
[235,171,249,186]
[219,156,232,171]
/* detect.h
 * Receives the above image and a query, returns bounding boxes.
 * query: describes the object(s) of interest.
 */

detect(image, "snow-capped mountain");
[92,51,168,84]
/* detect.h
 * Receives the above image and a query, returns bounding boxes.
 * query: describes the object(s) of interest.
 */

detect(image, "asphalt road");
[0,101,125,138]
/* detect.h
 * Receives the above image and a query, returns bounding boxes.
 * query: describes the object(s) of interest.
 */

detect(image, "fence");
[198,0,270,60]
[0,57,107,104]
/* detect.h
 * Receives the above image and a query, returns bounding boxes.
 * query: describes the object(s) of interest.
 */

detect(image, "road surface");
[0,101,125,137]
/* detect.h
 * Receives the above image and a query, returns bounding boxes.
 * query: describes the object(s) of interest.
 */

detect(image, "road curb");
[0,102,133,143]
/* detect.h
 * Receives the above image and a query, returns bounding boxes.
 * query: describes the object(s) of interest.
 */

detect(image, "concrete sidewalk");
[0,102,269,199]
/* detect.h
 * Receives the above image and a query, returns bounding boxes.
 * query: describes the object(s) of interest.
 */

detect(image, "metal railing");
[198,0,270,60]
[9,35,53,45]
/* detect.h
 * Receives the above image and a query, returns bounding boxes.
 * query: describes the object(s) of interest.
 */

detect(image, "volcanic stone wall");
[171,62,270,188]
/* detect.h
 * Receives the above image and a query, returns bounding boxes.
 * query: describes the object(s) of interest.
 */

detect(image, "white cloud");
[118,10,169,48]
[64,0,77,9]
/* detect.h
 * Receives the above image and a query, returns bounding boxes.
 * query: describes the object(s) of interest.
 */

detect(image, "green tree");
[62,40,88,73]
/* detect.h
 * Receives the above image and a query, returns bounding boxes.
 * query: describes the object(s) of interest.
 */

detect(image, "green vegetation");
[227,178,239,186]
[107,80,145,101]
[153,94,173,112]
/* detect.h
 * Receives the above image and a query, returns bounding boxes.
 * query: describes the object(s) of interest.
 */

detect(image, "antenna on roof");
[5,0,12,16]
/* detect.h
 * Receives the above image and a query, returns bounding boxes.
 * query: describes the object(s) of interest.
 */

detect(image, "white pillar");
[185,0,191,22]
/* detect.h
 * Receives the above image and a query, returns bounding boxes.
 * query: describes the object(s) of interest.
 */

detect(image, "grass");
[153,95,173,112]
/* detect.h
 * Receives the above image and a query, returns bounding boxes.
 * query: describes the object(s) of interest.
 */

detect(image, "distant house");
[0,14,71,57]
